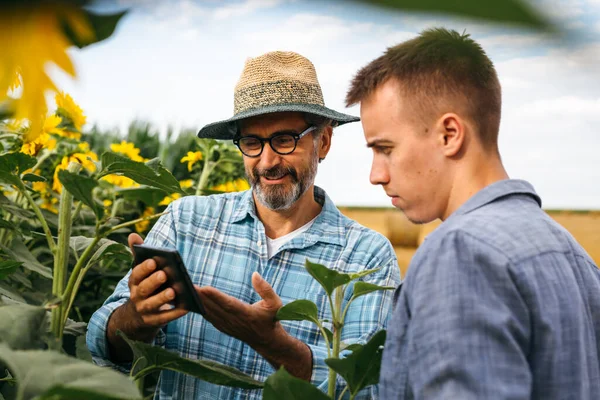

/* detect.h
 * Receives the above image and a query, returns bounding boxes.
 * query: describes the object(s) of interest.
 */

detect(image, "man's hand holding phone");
[126,240,189,331]
[106,234,188,362]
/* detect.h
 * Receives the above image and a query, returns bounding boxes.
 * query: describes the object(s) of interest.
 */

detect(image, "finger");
[129,258,157,288]
[196,286,248,314]
[135,286,175,314]
[197,292,235,324]
[128,233,144,254]
[252,272,282,309]
[142,307,188,327]
[135,269,168,299]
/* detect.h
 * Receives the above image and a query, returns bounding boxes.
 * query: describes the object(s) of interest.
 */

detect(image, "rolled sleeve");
[86,276,132,373]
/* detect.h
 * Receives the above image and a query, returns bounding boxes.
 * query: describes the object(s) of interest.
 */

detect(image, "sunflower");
[101,174,139,189]
[180,151,203,172]
[135,207,155,233]
[158,192,181,206]
[110,141,146,162]
[55,92,86,132]
[0,4,94,142]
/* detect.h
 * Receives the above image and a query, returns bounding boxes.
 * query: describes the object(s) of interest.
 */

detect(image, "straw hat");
[197,51,359,140]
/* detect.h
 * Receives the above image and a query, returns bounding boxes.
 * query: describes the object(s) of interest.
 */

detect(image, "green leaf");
[100,153,184,195]
[276,300,319,324]
[7,269,31,289]
[0,344,142,400]
[117,331,263,389]
[75,335,93,362]
[0,304,47,350]
[263,367,331,400]
[63,319,87,338]
[21,173,46,182]
[117,186,169,206]
[38,386,136,400]
[0,237,52,279]
[87,239,131,267]
[0,152,36,187]
[341,343,362,352]
[349,267,381,280]
[305,260,351,296]
[323,327,334,344]
[325,330,387,397]
[359,0,552,31]
[0,261,21,280]
[69,236,97,253]
[352,282,395,300]
[0,193,36,220]
[58,170,103,219]
[62,10,128,49]
[0,283,25,303]
[0,219,17,231]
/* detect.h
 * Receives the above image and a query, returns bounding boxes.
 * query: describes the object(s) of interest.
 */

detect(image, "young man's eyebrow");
[366,139,394,148]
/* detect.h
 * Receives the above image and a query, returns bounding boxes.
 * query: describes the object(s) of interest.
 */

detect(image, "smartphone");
[133,244,205,315]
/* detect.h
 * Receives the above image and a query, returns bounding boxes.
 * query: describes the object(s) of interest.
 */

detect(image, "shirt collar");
[231,189,256,223]
[231,186,346,247]
[452,179,542,217]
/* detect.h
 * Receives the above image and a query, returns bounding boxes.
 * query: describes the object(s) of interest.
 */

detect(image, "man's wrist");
[111,301,158,343]
[251,324,312,381]
[251,323,290,354]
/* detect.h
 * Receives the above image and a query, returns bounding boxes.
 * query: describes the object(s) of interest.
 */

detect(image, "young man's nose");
[370,159,389,186]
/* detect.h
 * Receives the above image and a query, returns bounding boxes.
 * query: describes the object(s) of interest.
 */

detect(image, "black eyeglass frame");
[233,125,317,158]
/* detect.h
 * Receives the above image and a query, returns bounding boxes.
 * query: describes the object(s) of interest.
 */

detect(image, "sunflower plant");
[0,88,253,399]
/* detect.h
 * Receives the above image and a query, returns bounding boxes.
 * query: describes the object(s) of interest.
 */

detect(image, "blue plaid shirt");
[87,187,400,399]
[380,179,600,399]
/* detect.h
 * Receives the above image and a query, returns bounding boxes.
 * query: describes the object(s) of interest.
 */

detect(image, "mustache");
[251,165,298,182]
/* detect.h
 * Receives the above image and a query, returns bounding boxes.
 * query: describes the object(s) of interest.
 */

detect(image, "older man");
[347,28,600,399]
[87,51,400,399]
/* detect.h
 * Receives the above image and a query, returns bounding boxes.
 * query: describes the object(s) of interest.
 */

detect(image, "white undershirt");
[266,216,318,259]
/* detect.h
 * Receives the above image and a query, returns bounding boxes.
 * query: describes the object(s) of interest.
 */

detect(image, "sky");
[52,0,600,209]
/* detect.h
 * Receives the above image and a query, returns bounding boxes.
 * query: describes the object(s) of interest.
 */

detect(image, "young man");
[347,28,600,399]
[87,51,400,399]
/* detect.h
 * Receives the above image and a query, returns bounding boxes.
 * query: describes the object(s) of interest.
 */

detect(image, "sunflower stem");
[51,161,80,340]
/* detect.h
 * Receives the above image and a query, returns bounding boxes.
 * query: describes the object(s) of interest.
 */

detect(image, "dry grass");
[339,207,600,277]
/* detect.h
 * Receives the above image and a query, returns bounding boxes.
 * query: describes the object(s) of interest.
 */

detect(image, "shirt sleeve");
[308,239,401,399]
[405,230,532,399]
[86,203,178,371]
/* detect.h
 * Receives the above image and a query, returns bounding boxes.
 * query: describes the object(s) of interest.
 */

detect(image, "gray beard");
[248,148,319,211]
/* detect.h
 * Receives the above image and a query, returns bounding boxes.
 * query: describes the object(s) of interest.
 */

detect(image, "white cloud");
[53,0,600,208]
[479,33,551,49]
[535,0,585,20]
[213,0,285,19]
[517,96,600,117]
[242,13,374,54]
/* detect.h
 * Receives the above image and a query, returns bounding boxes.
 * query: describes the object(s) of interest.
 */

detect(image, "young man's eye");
[374,146,392,155]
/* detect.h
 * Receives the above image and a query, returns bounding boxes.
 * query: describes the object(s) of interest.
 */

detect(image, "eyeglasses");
[233,126,317,158]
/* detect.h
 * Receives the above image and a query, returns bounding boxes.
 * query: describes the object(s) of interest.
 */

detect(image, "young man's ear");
[437,113,465,157]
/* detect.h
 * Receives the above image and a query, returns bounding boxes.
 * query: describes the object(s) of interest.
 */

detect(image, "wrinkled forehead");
[238,112,306,136]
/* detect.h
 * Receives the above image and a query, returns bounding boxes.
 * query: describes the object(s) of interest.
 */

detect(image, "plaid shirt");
[87,187,400,399]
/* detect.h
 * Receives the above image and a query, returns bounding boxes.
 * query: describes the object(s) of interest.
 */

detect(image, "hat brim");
[197,103,360,140]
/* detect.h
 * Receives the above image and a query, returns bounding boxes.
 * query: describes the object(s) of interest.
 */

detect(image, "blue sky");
[53,0,600,209]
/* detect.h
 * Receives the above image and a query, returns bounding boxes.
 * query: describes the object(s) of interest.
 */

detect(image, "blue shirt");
[87,187,400,399]
[380,179,600,399]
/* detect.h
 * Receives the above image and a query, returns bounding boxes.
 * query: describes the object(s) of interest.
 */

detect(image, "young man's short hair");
[346,28,502,149]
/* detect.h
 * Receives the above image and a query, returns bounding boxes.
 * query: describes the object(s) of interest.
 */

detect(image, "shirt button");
[257,240,262,246]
